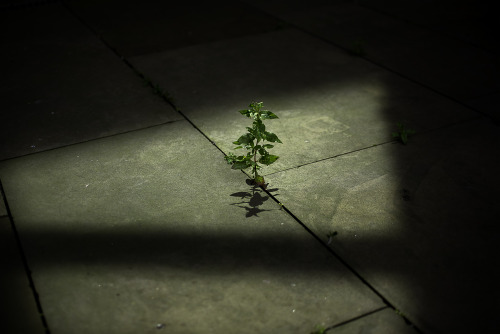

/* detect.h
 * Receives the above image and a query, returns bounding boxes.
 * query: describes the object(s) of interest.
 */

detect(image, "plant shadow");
[229,179,280,217]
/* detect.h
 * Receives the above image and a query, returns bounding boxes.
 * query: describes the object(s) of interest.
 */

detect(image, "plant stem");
[253,137,260,179]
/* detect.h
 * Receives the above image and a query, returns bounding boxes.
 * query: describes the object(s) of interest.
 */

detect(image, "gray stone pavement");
[0,1,498,333]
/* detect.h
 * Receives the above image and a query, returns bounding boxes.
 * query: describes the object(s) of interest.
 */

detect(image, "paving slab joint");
[266,141,394,177]
[323,306,387,332]
[62,1,180,114]
[322,306,422,333]
[121,67,230,159]
[0,180,51,334]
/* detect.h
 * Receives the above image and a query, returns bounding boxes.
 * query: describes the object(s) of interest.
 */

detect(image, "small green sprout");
[392,123,415,144]
[395,308,407,318]
[310,325,327,334]
[224,102,282,188]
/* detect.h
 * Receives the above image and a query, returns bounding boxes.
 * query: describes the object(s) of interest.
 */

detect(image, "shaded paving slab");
[0,3,181,161]
[65,0,286,57]
[129,28,476,177]
[358,0,499,54]
[244,1,499,121]
[266,118,500,333]
[0,121,387,333]
[0,217,46,334]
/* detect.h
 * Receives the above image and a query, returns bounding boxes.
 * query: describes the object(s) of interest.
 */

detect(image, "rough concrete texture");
[0,121,385,333]
[0,3,182,160]
[328,308,416,334]
[266,118,500,333]
[129,28,476,176]
[0,217,46,334]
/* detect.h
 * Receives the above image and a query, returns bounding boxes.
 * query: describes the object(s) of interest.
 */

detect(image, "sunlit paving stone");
[0,121,385,334]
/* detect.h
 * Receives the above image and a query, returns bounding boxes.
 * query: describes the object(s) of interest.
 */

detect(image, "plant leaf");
[259,154,279,165]
[401,132,408,144]
[239,109,251,117]
[232,161,250,170]
[235,133,255,145]
[263,131,282,143]
[261,110,279,119]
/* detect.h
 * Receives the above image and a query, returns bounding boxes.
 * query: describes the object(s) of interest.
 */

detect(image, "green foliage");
[392,123,415,145]
[224,102,282,188]
[310,325,327,334]
[395,308,406,317]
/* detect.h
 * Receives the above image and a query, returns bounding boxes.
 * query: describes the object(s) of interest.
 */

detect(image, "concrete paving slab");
[0,217,46,334]
[244,1,499,118]
[358,0,499,55]
[0,121,385,333]
[0,3,182,161]
[129,28,476,176]
[265,118,500,333]
[329,308,417,333]
[65,0,286,57]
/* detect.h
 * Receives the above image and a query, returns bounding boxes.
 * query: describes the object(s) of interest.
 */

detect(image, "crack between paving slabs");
[0,180,52,334]
[325,306,386,331]
[0,120,183,164]
[265,114,484,177]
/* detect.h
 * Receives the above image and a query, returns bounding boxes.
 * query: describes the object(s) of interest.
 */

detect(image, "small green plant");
[392,122,415,144]
[224,102,282,189]
[395,308,407,318]
[310,325,327,334]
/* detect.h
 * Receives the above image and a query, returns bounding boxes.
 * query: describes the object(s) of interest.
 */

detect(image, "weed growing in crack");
[392,122,415,144]
[142,77,177,109]
[224,102,282,189]
[310,325,327,334]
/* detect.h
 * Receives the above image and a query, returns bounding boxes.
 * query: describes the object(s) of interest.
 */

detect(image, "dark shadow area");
[230,179,281,217]
[9,227,361,272]
[64,0,288,57]
[358,0,500,55]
